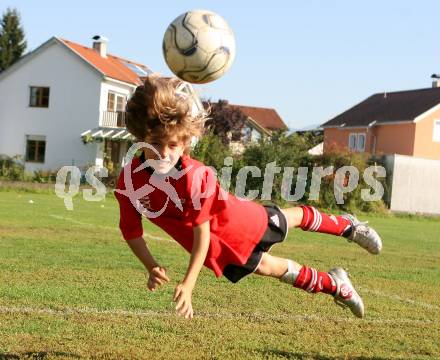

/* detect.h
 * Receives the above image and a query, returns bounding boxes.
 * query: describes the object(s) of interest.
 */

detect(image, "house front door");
[104,139,121,169]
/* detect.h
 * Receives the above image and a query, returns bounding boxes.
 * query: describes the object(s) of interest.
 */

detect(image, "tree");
[0,8,26,72]
[203,99,248,145]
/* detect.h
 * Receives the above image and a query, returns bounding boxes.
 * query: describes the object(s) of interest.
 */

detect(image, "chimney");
[92,35,108,58]
[431,73,440,88]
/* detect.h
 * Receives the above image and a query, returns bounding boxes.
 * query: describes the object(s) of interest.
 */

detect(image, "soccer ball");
[162,9,236,84]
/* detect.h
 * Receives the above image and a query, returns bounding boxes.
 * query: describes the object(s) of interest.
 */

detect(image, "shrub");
[0,154,25,180]
[192,132,387,213]
[31,169,58,183]
[192,131,232,170]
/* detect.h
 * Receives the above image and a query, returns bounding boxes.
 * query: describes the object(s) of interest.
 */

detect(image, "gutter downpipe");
[368,120,377,155]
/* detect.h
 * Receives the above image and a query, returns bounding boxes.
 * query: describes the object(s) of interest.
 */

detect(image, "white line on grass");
[46,215,439,315]
[0,305,436,325]
[361,287,439,310]
[49,214,86,226]
[49,214,174,243]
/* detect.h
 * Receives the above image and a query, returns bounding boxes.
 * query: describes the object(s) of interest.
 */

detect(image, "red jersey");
[114,153,268,277]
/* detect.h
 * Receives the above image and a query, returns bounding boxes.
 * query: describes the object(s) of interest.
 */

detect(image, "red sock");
[299,205,352,236]
[294,266,337,295]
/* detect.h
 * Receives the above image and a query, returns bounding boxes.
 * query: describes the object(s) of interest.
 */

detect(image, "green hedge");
[192,132,388,213]
[1,156,62,183]
[0,155,26,181]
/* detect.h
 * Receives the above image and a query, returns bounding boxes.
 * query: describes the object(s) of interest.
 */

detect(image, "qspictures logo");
[54,142,386,217]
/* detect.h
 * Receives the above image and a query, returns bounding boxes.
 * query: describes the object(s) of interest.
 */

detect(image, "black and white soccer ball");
[162,9,236,84]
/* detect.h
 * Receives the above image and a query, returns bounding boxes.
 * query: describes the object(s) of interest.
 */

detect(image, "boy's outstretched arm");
[173,220,210,319]
[126,236,170,291]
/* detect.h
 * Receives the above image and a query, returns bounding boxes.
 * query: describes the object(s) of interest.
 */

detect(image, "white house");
[0,35,201,173]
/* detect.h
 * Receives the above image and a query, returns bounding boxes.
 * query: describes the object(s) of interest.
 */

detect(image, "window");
[238,126,252,142]
[25,135,46,163]
[29,87,50,107]
[433,120,440,142]
[116,95,126,112]
[123,62,151,77]
[348,133,366,152]
[107,92,126,112]
[106,92,126,127]
[251,128,261,141]
[107,92,115,111]
[348,133,357,151]
[357,133,366,151]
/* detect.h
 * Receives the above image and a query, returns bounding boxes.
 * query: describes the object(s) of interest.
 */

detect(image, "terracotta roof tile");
[232,104,287,130]
[60,38,150,85]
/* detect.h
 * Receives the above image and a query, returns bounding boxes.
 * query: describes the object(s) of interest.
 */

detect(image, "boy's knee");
[255,254,291,279]
[254,254,272,276]
[254,259,266,275]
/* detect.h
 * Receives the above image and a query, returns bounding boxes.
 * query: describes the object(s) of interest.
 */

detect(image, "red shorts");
[222,204,288,283]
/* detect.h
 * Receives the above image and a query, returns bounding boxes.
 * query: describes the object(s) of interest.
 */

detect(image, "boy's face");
[143,134,186,174]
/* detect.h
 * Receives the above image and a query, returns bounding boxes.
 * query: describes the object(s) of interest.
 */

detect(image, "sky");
[2,0,440,130]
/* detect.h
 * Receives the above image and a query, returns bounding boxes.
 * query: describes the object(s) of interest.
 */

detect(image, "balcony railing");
[101,111,126,128]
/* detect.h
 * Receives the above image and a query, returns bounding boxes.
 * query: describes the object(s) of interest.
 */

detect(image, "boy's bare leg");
[253,252,300,278]
[253,253,364,318]
[280,207,304,229]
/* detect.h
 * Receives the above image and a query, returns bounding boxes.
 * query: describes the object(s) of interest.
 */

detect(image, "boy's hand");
[173,283,194,319]
[147,266,170,291]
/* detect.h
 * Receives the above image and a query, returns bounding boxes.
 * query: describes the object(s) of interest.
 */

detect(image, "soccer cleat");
[329,267,364,318]
[342,214,382,254]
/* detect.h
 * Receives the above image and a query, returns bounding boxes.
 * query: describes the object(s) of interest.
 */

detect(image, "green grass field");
[0,189,439,359]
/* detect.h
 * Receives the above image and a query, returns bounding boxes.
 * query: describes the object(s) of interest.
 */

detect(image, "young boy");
[114,76,382,320]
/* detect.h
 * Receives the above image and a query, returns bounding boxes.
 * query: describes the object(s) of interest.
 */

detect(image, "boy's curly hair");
[125,75,206,152]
